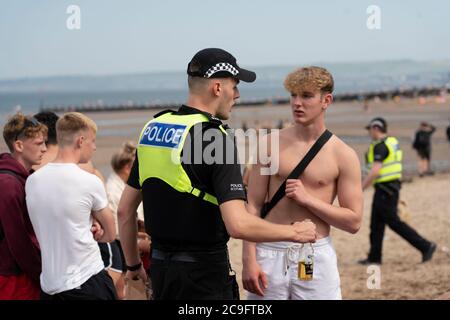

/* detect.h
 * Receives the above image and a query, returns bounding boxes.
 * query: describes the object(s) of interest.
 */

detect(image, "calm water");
[1,61,450,121]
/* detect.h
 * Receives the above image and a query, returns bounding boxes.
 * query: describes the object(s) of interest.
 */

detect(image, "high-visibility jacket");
[137,111,227,205]
[366,136,403,184]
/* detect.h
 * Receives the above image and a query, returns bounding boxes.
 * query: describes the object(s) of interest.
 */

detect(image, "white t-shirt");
[105,171,144,238]
[26,163,108,295]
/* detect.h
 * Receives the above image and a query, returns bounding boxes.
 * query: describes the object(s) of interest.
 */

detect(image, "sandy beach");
[74,97,450,177]
[3,97,448,176]
[1,97,449,299]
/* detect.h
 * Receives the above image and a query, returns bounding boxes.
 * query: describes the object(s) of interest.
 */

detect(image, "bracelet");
[126,262,142,271]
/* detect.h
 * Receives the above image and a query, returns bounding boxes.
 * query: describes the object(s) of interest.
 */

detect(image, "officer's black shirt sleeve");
[127,151,140,190]
[373,142,389,162]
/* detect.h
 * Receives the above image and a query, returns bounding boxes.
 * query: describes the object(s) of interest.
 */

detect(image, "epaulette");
[208,115,224,127]
[153,109,176,119]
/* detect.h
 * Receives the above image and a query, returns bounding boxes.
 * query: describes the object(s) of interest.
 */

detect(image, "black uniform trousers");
[368,183,431,262]
[150,248,238,300]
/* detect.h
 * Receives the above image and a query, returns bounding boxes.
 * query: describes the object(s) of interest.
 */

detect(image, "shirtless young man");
[242,67,363,300]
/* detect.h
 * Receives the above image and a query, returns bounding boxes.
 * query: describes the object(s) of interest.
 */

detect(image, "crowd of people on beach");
[0,110,151,300]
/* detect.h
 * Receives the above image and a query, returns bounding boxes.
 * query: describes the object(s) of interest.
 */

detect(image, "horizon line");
[2,58,450,82]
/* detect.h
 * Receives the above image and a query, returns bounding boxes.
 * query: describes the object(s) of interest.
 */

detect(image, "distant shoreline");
[40,85,449,113]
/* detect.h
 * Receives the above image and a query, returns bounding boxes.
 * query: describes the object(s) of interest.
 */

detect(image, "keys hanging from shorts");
[298,243,314,281]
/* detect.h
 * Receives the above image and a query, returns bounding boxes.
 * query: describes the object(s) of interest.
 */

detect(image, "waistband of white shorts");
[256,236,332,251]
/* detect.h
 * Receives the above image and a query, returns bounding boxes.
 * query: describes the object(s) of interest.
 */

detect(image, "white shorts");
[246,237,341,300]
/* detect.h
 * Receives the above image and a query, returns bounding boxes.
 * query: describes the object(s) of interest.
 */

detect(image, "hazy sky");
[1,0,449,79]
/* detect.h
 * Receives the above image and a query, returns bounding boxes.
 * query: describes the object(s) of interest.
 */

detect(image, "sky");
[1,0,449,79]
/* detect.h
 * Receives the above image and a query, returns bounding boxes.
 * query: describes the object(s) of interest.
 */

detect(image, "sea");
[1,60,450,121]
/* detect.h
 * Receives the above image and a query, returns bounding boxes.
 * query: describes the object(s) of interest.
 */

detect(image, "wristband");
[126,262,142,271]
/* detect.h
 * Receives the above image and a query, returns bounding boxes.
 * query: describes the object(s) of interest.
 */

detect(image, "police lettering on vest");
[140,122,186,149]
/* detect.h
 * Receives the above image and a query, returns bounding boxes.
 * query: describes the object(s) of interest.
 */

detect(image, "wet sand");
[3,97,449,176]
[86,97,450,177]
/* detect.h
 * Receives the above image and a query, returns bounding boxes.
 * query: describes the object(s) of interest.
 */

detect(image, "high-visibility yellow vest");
[137,111,227,205]
[366,136,403,184]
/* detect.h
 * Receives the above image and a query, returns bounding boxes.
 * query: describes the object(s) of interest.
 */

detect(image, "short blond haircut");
[187,75,213,94]
[284,66,334,95]
[56,112,97,146]
[111,141,136,173]
[3,112,48,152]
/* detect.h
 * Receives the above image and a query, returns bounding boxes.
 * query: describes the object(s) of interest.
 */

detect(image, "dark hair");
[34,111,59,145]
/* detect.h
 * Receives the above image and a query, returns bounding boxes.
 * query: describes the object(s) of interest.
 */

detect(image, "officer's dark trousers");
[368,186,431,262]
[150,249,237,300]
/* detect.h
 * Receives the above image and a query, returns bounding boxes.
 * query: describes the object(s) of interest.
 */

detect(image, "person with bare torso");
[243,67,363,300]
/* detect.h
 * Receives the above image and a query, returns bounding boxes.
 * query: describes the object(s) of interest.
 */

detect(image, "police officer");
[118,48,317,300]
[358,117,436,265]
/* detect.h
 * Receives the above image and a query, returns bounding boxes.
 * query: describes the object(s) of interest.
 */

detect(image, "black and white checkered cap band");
[370,120,385,128]
[204,63,239,78]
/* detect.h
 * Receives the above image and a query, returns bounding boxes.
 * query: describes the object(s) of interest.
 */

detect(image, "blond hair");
[111,141,136,173]
[56,112,97,146]
[3,112,48,152]
[284,66,334,95]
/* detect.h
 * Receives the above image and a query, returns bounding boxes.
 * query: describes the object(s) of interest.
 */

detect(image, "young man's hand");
[91,219,104,241]
[125,265,148,283]
[285,179,312,206]
[242,261,268,297]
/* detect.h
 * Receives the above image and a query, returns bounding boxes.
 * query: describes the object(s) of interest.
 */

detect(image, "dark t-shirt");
[413,127,435,150]
[373,142,389,162]
[128,105,246,251]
